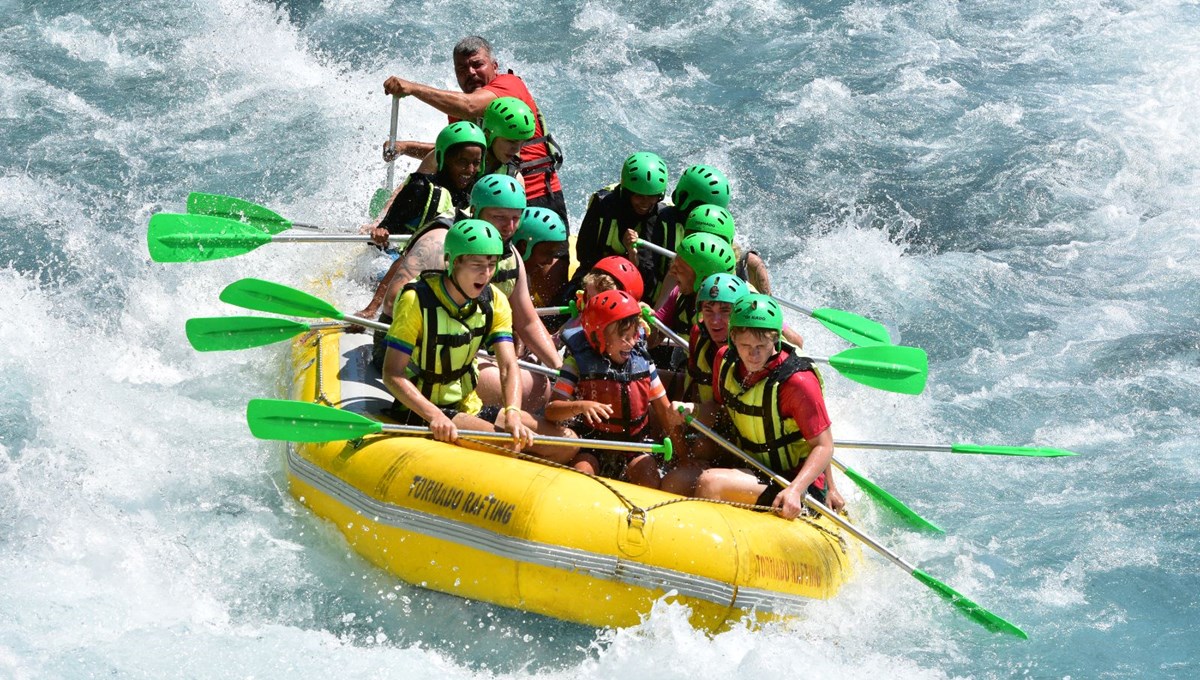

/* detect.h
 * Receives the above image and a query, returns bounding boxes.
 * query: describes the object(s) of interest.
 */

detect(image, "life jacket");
[684,322,719,402]
[715,343,821,474]
[561,328,655,441]
[490,242,521,297]
[380,173,464,236]
[400,272,496,408]
[735,248,758,284]
[649,204,689,301]
[517,116,564,200]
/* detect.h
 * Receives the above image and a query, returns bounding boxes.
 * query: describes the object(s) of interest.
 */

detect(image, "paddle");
[635,239,893,347]
[185,315,558,378]
[680,411,1027,639]
[369,94,402,219]
[666,324,935,529]
[247,398,672,459]
[535,301,578,317]
[835,439,1078,458]
[214,279,559,379]
[829,458,943,533]
[186,192,319,233]
[147,213,392,263]
[186,316,342,352]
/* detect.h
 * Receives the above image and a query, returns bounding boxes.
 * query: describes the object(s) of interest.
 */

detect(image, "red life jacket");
[562,328,654,441]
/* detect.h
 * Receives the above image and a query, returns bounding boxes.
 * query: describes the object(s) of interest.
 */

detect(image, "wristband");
[503,405,520,415]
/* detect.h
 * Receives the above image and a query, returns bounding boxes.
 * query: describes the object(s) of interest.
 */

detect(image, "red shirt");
[712,345,831,441]
[452,72,562,200]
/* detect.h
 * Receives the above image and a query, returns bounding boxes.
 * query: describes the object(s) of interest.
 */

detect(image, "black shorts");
[390,401,501,426]
[754,471,827,507]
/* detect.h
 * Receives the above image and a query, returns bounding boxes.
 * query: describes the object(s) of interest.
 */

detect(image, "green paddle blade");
[826,344,929,395]
[186,316,312,352]
[147,213,273,263]
[247,399,382,442]
[952,443,1078,458]
[220,278,345,320]
[912,568,1028,639]
[368,187,391,219]
[186,192,292,234]
[811,307,893,346]
[837,463,944,534]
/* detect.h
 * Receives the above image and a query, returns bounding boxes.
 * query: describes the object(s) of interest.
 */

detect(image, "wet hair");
[598,313,648,353]
[581,271,617,294]
[454,36,493,61]
[730,327,780,346]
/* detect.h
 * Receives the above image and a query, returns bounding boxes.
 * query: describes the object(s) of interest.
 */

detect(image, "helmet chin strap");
[446,266,477,306]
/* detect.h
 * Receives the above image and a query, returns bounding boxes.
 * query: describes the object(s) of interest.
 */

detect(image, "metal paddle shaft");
[636,239,675,259]
[247,398,668,457]
[681,412,1027,639]
[645,312,688,349]
[216,279,559,378]
[379,422,661,454]
[835,439,1079,458]
[635,239,893,348]
[386,94,400,190]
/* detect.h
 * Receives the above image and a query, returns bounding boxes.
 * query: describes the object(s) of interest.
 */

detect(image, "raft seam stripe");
[287,447,809,614]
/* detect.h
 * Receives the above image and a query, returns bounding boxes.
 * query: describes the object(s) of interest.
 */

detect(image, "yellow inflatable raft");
[284,326,856,631]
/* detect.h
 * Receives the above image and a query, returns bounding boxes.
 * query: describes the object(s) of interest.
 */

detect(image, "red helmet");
[592,256,644,302]
[581,289,641,354]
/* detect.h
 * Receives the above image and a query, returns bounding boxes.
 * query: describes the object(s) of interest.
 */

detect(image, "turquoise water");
[2,0,1198,677]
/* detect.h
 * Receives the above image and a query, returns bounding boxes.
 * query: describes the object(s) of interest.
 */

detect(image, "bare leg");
[476,360,550,414]
[624,453,661,489]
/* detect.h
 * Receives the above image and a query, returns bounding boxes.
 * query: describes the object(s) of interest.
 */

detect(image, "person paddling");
[381,218,575,462]
[571,152,670,303]
[679,294,843,515]
[382,36,568,224]
[367,121,484,248]
[546,290,684,488]
[364,174,562,410]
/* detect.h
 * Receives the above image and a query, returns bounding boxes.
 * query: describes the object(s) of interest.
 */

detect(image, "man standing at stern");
[382,36,568,225]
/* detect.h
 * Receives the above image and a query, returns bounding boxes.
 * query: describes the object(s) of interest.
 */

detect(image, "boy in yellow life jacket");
[382,219,576,463]
[545,290,684,488]
[684,294,843,517]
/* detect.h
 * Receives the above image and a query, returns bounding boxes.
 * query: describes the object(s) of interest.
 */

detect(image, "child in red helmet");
[545,290,683,488]
[555,255,646,338]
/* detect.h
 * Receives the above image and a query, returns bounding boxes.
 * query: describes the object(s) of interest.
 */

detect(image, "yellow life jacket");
[716,343,821,474]
[402,272,495,407]
[490,243,520,297]
[684,322,718,402]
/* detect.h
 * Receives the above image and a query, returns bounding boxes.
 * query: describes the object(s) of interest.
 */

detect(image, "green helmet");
[444,219,505,271]
[671,165,730,214]
[434,121,486,171]
[677,232,736,284]
[620,152,669,196]
[695,273,748,311]
[471,173,527,211]
[685,204,735,243]
[730,293,784,334]
[513,207,567,260]
[483,96,536,143]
